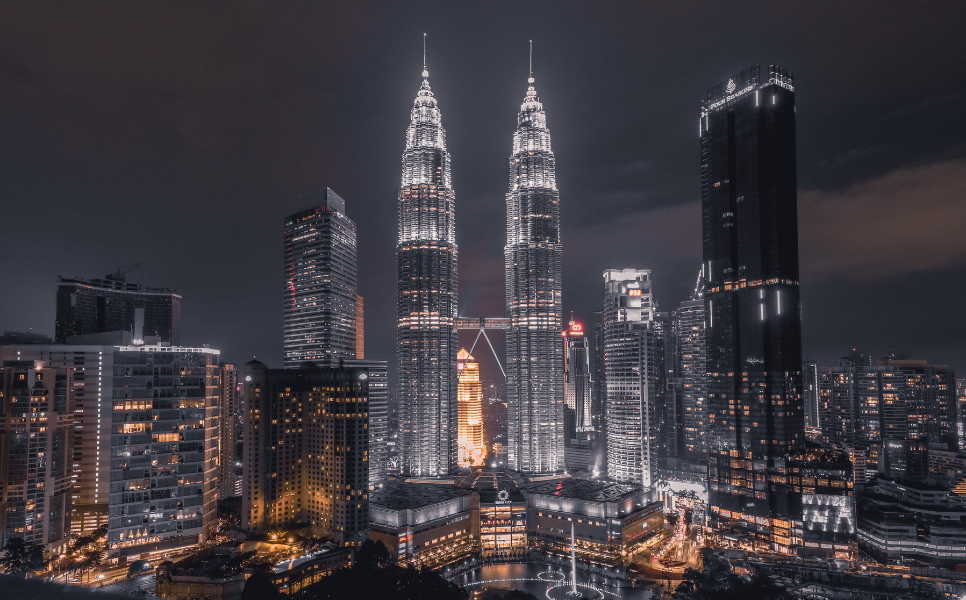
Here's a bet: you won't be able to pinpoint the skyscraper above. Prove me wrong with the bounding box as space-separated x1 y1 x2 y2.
106 343 220 560
396 57 459 478
670 268 709 461
457 349 484 467
55 274 180 344
283 187 358 368
702 65 805 553
242 361 370 546
0 361 73 549
218 362 238 499
603 269 665 488
505 69 564 475
563 318 593 434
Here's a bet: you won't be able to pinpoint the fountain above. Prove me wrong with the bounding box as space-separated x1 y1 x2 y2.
570 521 579 596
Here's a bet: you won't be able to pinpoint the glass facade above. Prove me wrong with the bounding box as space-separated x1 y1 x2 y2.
603 269 666 488
106 345 220 559
55 275 180 345
242 361 371 546
702 65 806 552
283 187 358 368
396 66 459 478
505 74 564 475
457 349 484 467
0 361 73 549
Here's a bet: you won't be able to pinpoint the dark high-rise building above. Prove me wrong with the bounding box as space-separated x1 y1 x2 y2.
505 70 564 475
592 312 606 436
803 362 820 429
242 361 370 547
564 317 593 435
702 65 805 553
283 187 358 368
0 361 73 549
55 274 180 344
355 295 365 360
670 268 709 461
396 61 459 478
218 363 239 499
345 359 388 490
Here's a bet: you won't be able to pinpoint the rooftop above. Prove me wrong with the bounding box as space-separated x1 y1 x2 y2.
370 480 472 511
521 477 643 503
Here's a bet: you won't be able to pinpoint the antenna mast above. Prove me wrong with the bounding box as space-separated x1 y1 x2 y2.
529 40 533 77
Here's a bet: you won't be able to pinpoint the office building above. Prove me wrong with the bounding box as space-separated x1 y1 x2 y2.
242 361 370 546
505 70 565 475
106 343 220 560
670 268 709 461
55 274 180 344
345 358 388 490
457 349 484 468
355 295 365 359
1 334 127 535
702 65 805 552
0 360 73 550
396 60 459 478
858 478 966 567
218 363 238 499
816 356 957 482
283 187 358 368
603 269 665 488
592 312 606 436
563 318 593 434
803 362 820 429
368 481 478 567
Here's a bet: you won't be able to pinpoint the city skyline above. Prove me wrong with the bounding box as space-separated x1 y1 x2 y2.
2 4 965 385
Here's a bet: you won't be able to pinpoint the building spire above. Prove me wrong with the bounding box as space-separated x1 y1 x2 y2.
529 40 533 79
422 33 428 79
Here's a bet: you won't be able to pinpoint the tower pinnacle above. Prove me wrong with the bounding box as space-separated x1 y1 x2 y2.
422 33 428 79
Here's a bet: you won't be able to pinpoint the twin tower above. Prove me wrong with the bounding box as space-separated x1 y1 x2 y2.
396 56 563 477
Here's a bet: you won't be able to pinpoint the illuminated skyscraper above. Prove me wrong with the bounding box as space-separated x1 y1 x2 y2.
670 267 708 460
396 55 459 477
603 269 665 488
457 349 484 467
564 318 593 433
283 187 358 368
702 65 805 553
505 67 564 475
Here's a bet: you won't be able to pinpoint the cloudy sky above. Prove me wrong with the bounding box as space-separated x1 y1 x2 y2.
2 1 964 386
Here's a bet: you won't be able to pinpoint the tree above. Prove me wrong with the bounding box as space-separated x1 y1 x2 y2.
241 571 283 600
354 540 391 571
1 537 44 576
673 550 792 600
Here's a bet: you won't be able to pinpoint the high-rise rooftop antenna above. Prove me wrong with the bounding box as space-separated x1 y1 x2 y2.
529 40 533 78
422 33 428 78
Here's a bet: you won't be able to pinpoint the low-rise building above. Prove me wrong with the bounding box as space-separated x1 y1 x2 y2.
369 481 478 567
858 478 966 566
522 478 663 565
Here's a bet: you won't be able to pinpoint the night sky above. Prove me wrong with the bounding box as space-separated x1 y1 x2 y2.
2 2 965 387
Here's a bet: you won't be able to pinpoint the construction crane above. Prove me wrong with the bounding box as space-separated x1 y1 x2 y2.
106 262 143 282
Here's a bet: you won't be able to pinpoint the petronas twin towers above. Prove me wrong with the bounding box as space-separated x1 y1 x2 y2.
397 47 563 477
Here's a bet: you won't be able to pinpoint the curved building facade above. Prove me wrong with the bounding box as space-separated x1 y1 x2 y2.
396 67 459 477
505 75 564 474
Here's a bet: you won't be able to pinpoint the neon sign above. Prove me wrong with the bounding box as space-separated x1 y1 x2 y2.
627 289 642 297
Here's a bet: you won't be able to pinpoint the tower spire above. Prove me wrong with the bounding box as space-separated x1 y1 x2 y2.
422 33 428 79
529 40 533 78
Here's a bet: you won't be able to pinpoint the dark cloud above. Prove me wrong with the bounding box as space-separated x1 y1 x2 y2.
800 159 966 281
0 0 964 381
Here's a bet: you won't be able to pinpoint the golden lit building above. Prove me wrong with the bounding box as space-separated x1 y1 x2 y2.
457 349 484 467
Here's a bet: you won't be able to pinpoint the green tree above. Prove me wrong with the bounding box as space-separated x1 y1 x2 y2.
241 570 283 600
673 550 792 600
0 537 45 576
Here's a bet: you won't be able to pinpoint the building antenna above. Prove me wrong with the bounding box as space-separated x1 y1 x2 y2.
529 40 533 78
423 33 427 73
